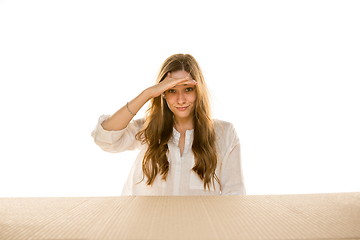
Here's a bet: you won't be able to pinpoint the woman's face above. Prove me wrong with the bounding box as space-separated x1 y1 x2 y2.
164 70 197 122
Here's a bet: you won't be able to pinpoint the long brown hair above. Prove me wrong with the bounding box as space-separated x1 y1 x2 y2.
136 53 220 190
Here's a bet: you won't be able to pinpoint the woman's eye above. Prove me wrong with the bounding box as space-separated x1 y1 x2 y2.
186 87 193 92
168 89 175 93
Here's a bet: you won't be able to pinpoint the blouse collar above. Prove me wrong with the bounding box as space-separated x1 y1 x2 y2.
171 127 194 146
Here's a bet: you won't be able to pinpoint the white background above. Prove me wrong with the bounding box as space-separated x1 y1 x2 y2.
1 0 359 197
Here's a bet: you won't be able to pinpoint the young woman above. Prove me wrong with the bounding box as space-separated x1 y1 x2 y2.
91 53 246 196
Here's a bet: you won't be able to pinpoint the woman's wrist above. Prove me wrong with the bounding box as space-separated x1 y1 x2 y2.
143 87 156 100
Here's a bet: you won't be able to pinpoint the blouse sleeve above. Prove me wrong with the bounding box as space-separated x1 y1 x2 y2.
219 123 246 195
91 114 145 153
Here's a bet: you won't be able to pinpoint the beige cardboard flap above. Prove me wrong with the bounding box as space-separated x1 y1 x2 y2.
1 193 359 240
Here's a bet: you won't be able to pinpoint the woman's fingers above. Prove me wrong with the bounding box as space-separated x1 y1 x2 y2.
174 77 197 86
185 78 198 85
163 76 189 88
172 77 189 85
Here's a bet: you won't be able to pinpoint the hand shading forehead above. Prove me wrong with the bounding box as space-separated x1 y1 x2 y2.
172 84 193 89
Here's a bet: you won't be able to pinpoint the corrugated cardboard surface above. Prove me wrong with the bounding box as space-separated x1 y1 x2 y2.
1 193 359 240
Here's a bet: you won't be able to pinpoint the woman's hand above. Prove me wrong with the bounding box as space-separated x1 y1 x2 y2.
148 72 198 98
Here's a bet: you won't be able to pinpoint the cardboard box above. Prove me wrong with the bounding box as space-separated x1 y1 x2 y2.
1 192 359 239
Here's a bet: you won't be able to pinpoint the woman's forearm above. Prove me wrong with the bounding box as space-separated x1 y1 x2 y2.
101 88 153 131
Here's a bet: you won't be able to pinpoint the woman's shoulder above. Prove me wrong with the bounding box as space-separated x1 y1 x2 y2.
213 119 240 146
213 119 236 131
213 119 238 138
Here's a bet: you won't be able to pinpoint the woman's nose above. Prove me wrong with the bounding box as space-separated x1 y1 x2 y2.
177 92 186 104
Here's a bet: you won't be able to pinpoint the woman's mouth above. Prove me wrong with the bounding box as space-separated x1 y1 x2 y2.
176 106 189 111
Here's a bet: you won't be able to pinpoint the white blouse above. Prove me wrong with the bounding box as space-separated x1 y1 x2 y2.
91 115 246 196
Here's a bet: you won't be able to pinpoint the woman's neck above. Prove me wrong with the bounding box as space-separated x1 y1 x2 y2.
174 116 194 132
